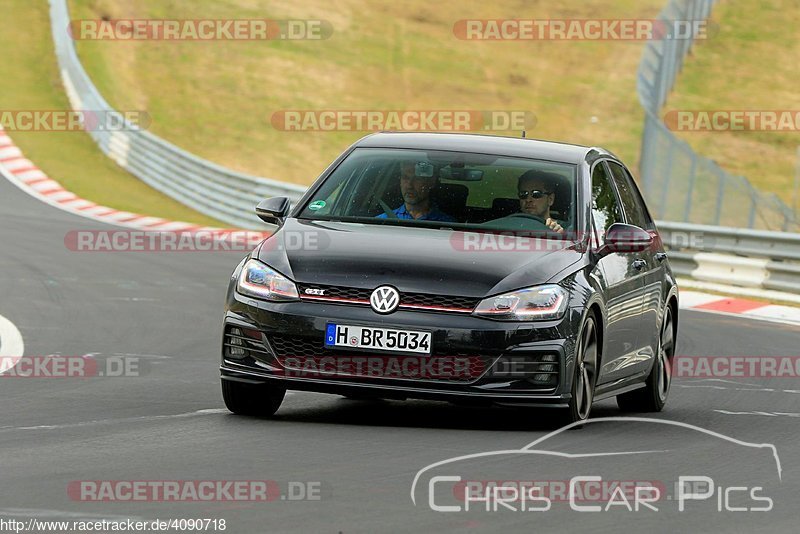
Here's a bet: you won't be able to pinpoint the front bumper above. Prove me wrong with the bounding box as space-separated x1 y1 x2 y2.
220 291 582 407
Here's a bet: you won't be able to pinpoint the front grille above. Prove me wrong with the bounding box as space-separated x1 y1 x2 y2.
400 292 479 311
267 334 485 382
269 334 321 357
298 285 371 302
297 284 480 313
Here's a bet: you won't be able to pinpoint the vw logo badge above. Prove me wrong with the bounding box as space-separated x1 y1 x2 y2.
370 286 400 314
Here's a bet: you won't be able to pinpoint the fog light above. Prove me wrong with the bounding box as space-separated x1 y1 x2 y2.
228 328 246 358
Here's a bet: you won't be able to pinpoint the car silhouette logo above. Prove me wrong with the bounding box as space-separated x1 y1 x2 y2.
370 286 400 313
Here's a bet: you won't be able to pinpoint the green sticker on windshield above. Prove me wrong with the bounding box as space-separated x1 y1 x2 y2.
308 200 326 211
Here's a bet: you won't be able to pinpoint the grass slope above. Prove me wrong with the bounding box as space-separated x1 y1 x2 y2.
68 0 664 186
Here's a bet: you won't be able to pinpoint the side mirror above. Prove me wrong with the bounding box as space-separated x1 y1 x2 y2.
598 223 653 257
255 197 291 225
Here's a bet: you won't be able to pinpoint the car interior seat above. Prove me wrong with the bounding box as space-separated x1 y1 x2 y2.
432 183 469 221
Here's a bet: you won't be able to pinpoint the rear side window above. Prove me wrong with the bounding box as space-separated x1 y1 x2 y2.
590 162 622 242
606 161 653 230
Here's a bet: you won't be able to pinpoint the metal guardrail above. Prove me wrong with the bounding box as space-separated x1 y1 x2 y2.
658 221 800 262
637 0 798 232
658 221 800 293
49 0 306 229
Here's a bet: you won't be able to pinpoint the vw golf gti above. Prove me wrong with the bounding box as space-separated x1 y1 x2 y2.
220 132 678 423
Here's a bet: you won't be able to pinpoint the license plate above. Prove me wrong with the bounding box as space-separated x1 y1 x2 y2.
324 324 431 355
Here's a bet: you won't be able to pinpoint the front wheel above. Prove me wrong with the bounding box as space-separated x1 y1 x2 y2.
559 315 598 425
617 305 675 412
222 379 286 416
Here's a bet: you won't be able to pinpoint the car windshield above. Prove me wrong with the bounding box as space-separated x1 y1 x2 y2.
296 147 578 235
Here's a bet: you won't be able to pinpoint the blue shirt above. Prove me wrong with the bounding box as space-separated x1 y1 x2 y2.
377 204 455 222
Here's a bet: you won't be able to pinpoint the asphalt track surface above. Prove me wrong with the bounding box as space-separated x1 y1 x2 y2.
1 174 799 533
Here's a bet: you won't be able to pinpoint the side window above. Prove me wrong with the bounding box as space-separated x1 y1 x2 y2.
591 162 623 243
607 161 652 230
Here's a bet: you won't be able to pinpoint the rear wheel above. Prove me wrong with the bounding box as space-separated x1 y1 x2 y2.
617 305 675 412
559 315 598 425
222 379 286 416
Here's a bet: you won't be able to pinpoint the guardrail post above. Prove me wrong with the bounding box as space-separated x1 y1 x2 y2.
660 141 676 220
640 113 658 196
674 0 689 73
714 168 725 225
683 153 697 221
793 146 800 219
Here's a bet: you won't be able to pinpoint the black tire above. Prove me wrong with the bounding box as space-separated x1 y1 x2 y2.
617 305 675 412
559 315 599 426
221 379 286 416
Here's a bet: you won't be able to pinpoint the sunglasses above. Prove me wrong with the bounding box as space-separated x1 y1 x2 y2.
518 189 552 200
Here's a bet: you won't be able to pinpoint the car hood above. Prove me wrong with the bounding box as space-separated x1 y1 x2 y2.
256 219 584 297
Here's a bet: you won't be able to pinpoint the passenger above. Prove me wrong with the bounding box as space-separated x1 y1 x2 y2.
377 161 455 222
517 169 565 233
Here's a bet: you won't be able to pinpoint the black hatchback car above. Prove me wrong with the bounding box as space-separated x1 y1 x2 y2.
220 132 678 423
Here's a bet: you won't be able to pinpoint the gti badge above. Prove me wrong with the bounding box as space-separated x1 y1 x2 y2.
304 288 326 296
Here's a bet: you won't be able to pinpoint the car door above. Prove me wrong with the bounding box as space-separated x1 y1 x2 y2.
589 161 647 386
606 160 664 367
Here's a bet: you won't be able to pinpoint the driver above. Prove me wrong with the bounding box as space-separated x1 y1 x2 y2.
377 161 455 222
517 169 565 233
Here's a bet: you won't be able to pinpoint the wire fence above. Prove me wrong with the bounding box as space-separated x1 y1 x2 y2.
637 0 799 232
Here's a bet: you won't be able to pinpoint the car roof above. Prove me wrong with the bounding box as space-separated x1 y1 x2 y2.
354 132 613 164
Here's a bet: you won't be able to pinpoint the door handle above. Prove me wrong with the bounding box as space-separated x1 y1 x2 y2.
655 252 667 262
633 259 647 271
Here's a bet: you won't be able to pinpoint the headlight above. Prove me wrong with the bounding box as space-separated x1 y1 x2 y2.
236 259 299 301
473 284 568 321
